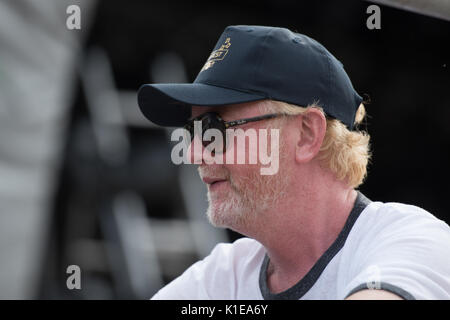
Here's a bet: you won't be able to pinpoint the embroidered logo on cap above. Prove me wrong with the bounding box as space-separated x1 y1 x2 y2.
200 37 231 72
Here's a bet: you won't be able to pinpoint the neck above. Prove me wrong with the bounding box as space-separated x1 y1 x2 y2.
244 167 358 293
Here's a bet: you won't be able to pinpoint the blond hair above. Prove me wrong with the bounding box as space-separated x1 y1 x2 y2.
261 100 371 188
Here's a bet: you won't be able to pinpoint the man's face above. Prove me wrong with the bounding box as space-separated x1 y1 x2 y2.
189 101 293 233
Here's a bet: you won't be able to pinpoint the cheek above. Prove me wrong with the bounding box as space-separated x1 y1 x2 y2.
224 162 260 187
224 129 264 164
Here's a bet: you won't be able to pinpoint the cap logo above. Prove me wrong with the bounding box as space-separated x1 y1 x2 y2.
200 37 231 72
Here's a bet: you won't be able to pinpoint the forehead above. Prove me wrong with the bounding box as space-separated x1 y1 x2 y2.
191 100 265 120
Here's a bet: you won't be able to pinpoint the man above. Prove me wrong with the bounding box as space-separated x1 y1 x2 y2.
137 25 450 299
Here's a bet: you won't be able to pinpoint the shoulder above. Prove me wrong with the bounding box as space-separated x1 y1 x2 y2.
355 200 449 239
202 237 265 279
350 199 450 259
346 200 450 258
342 199 450 299
211 237 264 256
151 237 264 299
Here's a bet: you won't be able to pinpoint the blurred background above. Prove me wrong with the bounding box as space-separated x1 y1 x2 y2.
0 0 448 299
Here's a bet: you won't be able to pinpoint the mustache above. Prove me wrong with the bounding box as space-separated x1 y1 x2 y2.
198 165 230 181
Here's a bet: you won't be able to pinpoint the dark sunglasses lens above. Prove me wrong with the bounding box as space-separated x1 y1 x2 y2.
184 113 227 152
202 115 226 152
183 121 195 147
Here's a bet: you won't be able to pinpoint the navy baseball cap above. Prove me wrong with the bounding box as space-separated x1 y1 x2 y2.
138 25 363 129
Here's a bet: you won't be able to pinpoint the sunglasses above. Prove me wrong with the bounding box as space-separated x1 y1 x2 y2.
183 111 285 152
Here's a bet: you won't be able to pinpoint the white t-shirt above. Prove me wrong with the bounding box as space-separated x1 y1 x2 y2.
152 192 450 300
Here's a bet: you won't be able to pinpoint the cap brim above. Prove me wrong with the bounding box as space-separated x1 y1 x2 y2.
137 83 266 127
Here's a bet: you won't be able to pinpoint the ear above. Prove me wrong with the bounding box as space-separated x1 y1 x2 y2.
294 109 327 164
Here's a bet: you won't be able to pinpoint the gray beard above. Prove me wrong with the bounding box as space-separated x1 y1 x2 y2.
205 165 291 231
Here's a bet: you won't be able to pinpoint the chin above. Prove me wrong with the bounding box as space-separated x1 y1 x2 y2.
206 202 235 228
206 196 253 233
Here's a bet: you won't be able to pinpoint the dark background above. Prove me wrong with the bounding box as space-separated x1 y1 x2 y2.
35 0 450 299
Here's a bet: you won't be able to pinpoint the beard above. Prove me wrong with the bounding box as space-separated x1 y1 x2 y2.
197 137 291 232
